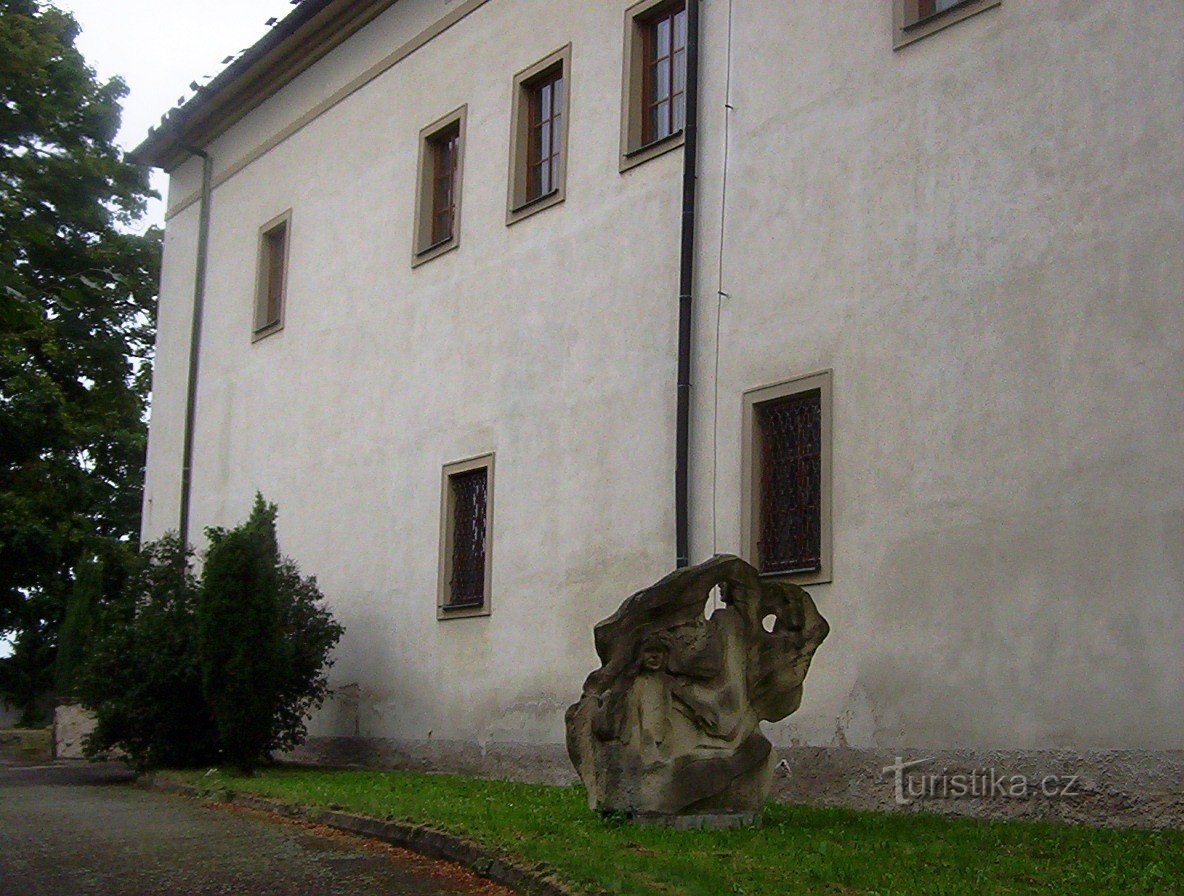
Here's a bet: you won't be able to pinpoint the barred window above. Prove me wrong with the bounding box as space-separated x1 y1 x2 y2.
447 468 487 608
756 391 822 574
438 454 494 618
743 372 832 584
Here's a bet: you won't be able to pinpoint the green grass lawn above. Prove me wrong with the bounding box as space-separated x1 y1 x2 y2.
164 767 1183 896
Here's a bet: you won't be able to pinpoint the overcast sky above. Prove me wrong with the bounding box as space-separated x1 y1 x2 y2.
57 0 298 227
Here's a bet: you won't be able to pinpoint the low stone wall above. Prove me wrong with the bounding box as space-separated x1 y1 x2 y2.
53 703 97 760
285 737 1184 829
0 699 20 729
771 746 1184 830
285 737 577 787
0 727 53 763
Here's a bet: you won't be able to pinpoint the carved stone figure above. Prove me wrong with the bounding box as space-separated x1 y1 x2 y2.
565 555 829 825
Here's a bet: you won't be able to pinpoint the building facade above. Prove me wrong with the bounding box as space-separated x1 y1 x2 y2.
136 0 1183 823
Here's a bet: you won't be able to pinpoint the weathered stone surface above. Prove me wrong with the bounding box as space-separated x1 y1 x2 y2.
53 702 97 760
565 555 829 821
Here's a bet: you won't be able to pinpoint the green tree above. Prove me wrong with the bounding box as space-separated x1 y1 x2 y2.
74 535 220 770
54 539 134 699
0 0 161 722
198 497 284 774
76 513 344 772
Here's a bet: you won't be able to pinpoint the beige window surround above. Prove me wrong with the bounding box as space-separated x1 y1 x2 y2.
619 0 686 173
412 105 467 268
507 44 572 226
740 370 834 586
437 452 494 620
252 208 291 342
893 0 1001 49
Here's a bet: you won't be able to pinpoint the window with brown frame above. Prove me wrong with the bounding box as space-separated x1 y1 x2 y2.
413 107 466 266
507 46 571 224
527 73 563 199
438 454 494 618
895 0 1000 48
429 126 459 245
253 211 290 338
755 391 823 575
742 371 833 585
620 0 687 171
641 3 686 146
447 467 487 606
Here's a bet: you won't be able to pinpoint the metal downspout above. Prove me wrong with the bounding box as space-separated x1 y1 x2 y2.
675 0 701 568
178 148 213 549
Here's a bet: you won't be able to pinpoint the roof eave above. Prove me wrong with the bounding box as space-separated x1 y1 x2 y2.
131 0 398 171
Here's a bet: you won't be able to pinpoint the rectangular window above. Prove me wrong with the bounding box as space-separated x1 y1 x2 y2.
742 372 833 584
895 0 1001 48
507 46 571 224
756 392 822 574
527 71 563 199
642 4 686 145
919 0 964 16
413 106 466 266
253 210 290 339
620 0 687 172
438 454 494 619
430 125 460 246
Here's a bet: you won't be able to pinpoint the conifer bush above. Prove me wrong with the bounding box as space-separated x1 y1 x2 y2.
76 535 219 769
76 497 343 772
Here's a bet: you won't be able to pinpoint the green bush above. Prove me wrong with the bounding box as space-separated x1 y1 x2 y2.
75 535 219 769
76 498 343 772
198 495 343 773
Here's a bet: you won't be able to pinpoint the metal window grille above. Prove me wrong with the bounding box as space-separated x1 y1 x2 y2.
756 390 822 574
448 467 487 607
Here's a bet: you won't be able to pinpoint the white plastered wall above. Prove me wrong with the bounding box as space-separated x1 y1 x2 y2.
143 0 1184 753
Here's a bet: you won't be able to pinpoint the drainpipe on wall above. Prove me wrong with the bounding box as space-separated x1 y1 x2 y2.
675 0 701 569
178 147 214 550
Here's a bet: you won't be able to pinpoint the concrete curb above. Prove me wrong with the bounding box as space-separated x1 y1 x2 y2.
140 777 580 896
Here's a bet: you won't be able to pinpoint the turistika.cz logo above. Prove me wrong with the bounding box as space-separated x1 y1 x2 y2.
881 757 1082 806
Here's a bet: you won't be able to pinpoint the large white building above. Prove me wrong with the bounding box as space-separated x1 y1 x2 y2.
134 0 1183 823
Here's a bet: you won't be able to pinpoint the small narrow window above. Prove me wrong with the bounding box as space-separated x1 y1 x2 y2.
438 454 494 618
755 392 823 574
508 46 571 224
917 0 964 19
527 71 563 201
742 372 833 585
414 107 466 266
895 0 1001 48
641 4 686 145
620 0 688 171
429 125 460 246
254 211 290 339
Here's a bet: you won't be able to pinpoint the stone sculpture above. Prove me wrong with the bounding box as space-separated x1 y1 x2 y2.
565 554 829 826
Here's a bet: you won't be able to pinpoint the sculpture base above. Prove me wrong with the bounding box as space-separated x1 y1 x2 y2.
633 812 761 830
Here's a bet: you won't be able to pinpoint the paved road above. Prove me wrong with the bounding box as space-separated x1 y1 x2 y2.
0 761 512 896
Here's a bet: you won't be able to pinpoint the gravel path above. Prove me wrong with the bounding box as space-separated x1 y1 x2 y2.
0 761 515 896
